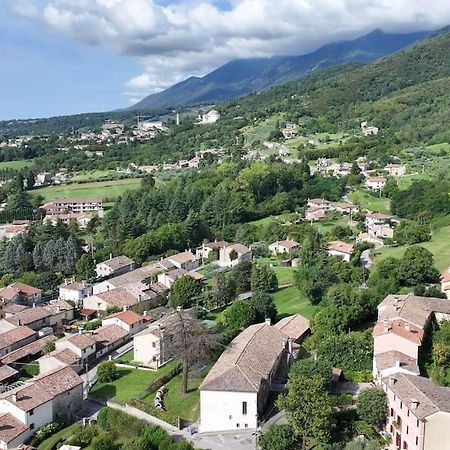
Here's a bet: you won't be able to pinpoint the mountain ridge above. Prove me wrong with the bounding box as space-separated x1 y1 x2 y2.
129 29 431 111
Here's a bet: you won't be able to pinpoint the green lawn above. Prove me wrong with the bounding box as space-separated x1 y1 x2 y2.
89 360 180 404
37 424 79 450
396 173 433 190
152 372 203 422
348 189 390 214
31 178 141 202
273 286 318 320
118 349 134 363
274 267 295 285
313 216 357 235
0 159 32 170
373 225 450 271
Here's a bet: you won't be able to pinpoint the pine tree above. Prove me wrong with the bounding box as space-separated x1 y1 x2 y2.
33 242 44 271
63 236 80 274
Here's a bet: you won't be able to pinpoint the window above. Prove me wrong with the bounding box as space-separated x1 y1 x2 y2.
407 410 410 417
236 423 240 428
242 402 247 415
30 424 34 430
417 419 419 427
406 426 409 434
390 408 394 417
229 415 232 420
29 409 34 416
400 401 403 409
152 342 156 348
244 424 248 428
416 437 418 446
403 442 408 450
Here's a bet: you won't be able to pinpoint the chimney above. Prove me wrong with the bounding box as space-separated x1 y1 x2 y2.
405 322 410 331
265 318 271 326
411 399 419 410
176 306 182 312
138 294 142 302
32 302 36 308
143 310 147 317
389 376 397 386
109 253 112 260
18 319 21 326
12 393 17 403
395 360 401 368
123 305 127 312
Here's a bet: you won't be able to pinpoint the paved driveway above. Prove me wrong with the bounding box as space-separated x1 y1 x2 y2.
188 431 257 450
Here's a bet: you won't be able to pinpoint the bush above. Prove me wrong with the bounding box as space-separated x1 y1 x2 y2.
91 433 120 450
97 361 119 383
32 420 66 445
142 425 169 448
258 424 297 450
68 424 99 447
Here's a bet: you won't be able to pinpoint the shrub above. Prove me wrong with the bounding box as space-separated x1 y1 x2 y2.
142 425 169 448
258 424 297 450
91 433 120 450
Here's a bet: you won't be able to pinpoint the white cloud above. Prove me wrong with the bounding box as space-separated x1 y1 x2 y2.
10 0 38 18
11 0 450 102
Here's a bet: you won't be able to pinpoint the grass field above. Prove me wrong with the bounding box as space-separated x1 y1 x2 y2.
0 159 32 169
348 189 390 214
149 372 203 421
248 212 299 226
373 225 450 272
273 286 318 320
71 169 118 182
32 178 141 202
313 215 357 235
396 173 434 190
90 360 179 404
242 115 283 145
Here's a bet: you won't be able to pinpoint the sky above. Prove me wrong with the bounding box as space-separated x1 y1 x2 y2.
1 0 450 120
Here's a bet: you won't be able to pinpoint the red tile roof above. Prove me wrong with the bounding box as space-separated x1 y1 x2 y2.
106 310 143 326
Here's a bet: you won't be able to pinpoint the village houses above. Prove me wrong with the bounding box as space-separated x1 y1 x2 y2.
59 280 93 306
0 366 83 449
440 266 450 299
95 255 136 279
365 176 387 190
326 240 354 262
218 243 252 268
384 163 406 177
0 283 42 308
199 315 309 433
372 294 450 450
268 240 299 256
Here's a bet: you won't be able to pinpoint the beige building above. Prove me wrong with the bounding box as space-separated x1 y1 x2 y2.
326 240 354 263
218 243 252 268
268 240 299 256
95 255 136 279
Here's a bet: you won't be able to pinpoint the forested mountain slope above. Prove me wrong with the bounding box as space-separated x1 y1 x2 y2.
129 29 428 110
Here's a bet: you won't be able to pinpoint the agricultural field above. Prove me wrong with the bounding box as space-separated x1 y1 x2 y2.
0 159 33 169
31 178 141 202
284 132 350 153
373 225 450 272
242 115 283 145
70 169 118 182
348 189 390 214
